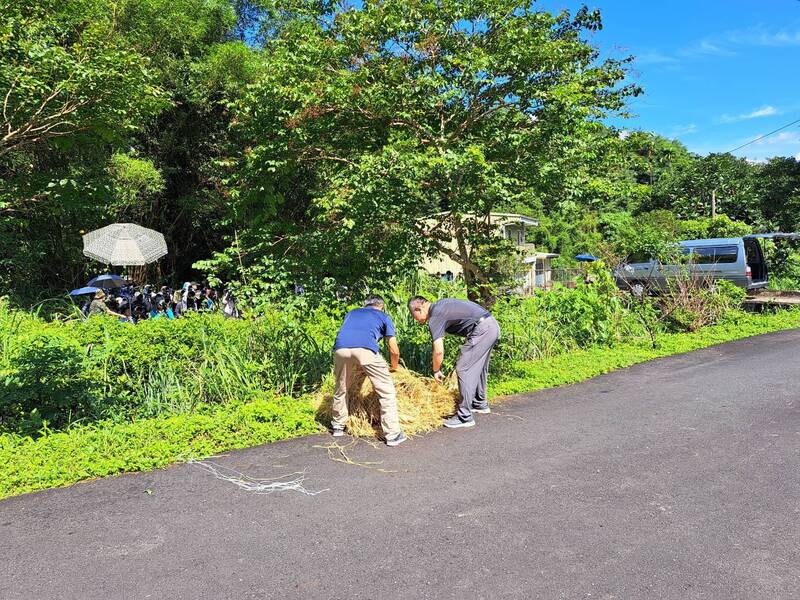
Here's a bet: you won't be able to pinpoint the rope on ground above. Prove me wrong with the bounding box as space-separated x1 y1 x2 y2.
313 439 397 473
188 458 328 496
489 409 526 421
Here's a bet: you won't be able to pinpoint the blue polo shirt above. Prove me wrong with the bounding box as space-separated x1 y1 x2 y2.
333 307 396 353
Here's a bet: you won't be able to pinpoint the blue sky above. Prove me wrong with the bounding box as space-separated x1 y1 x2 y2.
540 0 800 161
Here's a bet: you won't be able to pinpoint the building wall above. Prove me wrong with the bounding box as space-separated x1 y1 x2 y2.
419 215 537 278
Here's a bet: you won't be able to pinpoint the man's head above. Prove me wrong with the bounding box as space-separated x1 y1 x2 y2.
363 294 385 311
407 296 430 323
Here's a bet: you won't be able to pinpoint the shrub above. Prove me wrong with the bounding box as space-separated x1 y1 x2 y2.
0 266 750 438
0 327 103 434
661 277 747 333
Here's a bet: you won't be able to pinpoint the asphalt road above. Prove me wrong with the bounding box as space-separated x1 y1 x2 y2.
2 330 800 599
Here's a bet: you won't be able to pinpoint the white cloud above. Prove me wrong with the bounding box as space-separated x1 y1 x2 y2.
725 131 800 161
678 40 737 58
669 123 698 137
635 51 679 65
618 130 631 140
723 26 800 47
719 105 779 123
752 131 800 146
671 26 800 63
748 106 779 118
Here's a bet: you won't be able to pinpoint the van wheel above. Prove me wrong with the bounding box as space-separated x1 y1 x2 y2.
631 283 644 298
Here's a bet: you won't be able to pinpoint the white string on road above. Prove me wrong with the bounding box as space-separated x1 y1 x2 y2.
189 458 328 496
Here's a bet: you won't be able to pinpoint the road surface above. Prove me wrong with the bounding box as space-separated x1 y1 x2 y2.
2 329 799 599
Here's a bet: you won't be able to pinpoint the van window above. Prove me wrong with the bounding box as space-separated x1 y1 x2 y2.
627 251 651 264
693 245 739 264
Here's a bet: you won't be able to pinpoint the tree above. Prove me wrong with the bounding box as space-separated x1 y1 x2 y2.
0 0 163 157
211 0 639 305
647 152 762 225
758 157 800 233
0 0 253 299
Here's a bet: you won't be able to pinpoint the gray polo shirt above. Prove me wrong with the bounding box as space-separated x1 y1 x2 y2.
427 298 490 340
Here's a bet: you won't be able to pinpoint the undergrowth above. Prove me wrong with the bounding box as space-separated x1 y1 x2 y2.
2 308 797 500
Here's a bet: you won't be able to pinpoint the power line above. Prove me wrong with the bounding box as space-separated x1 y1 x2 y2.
726 116 800 154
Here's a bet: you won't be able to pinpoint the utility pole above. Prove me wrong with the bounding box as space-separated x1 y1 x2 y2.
711 188 716 219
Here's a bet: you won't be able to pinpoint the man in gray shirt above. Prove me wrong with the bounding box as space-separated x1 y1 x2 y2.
407 296 501 428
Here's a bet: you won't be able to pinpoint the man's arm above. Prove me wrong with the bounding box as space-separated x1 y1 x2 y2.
431 337 445 383
385 336 400 371
101 303 126 319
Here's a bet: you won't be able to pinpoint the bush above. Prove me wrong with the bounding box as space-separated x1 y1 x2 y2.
531 263 628 348
661 277 747 333
0 267 748 438
0 328 103 434
0 396 320 499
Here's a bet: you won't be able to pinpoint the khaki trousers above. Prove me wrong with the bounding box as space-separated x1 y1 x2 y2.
332 347 400 437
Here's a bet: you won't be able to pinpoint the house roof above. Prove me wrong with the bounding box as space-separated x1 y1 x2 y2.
523 252 559 263
489 212 539 226
425 212 539 226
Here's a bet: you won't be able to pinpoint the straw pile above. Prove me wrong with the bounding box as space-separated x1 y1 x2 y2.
313 366 459 438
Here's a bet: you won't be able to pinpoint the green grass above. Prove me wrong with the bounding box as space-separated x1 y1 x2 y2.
0 396 320 499
491 309 800 397
1 308 798 501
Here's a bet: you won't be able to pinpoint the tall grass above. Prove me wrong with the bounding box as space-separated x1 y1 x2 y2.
0 268 722 438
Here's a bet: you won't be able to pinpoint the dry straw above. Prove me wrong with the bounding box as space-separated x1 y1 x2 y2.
313 366 459 438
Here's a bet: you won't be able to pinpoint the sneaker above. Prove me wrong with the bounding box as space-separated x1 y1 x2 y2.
471 404 491 414
443 415 476 429
385 431 408 447
332 426 346 437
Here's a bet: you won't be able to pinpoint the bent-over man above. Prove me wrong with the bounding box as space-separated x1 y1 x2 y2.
332 294 407 446
408 296 500 429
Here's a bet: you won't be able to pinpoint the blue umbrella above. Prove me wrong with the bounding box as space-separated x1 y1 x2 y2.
575 253 599 262
69 286 101 297
86 274 128 289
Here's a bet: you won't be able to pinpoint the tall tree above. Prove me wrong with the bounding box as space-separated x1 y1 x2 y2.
758 157 800 233
209 0 639 304
0 0 163 157
0 0 255 298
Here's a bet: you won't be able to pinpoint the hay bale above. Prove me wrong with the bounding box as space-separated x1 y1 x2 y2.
313 366 459 438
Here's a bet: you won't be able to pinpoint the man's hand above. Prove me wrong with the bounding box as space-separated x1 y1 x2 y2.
433 369 444 384
386 336 400 372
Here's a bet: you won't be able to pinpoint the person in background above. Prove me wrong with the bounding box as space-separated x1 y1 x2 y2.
131 292 148 323
331 294 406 447
149 295 174 319
202 287 217 311
185 289 198 312
88 290 127 320
142 285 153 313
221 290 240 318
407 296 501 429
174 292 186 317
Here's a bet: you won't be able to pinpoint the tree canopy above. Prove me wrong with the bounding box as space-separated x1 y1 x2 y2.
1 0 799 305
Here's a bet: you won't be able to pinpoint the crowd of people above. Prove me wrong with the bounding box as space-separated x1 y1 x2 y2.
83 282 240 322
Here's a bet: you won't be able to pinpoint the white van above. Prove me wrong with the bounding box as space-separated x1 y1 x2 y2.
615 236 773 291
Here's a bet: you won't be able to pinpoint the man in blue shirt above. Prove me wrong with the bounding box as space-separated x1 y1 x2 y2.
332 294 406 446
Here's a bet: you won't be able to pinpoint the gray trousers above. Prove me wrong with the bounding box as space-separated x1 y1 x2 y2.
455 316 500 421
